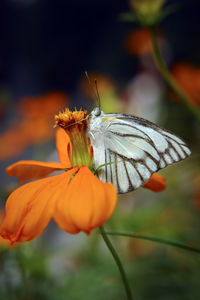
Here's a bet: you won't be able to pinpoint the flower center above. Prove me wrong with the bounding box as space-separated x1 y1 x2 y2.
55 108 93 168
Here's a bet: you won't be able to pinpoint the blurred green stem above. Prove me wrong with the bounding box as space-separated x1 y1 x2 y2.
99 226 133 300
106 231 200 254
15 247 28 294
149 26 200 124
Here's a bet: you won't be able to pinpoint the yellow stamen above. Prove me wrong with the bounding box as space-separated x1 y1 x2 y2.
55 109 92 168
54 108 88 129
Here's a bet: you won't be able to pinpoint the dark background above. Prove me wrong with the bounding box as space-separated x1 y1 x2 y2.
0 0 200 100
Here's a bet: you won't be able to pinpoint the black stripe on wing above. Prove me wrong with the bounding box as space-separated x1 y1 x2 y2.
107 117 191 166
107 112 190 150
105 129 191 194
95 113 191 194
108 150 157 194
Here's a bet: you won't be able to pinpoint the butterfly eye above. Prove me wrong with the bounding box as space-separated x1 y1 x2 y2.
93 107 101 117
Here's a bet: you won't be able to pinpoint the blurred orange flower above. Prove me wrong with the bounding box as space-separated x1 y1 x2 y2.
0 92 69 161
125 28 163 56
171 63 200 107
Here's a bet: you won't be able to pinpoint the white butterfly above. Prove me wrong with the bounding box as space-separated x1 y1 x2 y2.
87 107 191 194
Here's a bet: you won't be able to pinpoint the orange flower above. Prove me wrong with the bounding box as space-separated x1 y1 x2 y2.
0 210 11 248
0 109 117 244
0 108 165 245
143 173 166 192
171 63 200 107
0 92 69 161
125 28 164 56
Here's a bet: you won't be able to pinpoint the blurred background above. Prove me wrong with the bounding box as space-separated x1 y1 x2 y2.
0 0 200 299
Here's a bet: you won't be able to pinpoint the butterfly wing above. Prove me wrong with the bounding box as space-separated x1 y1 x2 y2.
88 112 191 194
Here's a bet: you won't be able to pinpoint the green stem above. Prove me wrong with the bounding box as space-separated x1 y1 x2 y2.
106 231 200 254
99 226 133 300
14 247 28 298
149 26 200 124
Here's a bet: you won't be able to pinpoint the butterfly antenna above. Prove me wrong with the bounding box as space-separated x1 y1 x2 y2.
85 71 101 109
94 79 101 110
64 115 89 129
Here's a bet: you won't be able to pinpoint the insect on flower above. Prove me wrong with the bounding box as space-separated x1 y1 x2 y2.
86 77 191 194
0 78 190 245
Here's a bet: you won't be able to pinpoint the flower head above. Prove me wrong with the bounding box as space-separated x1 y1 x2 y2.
129 0 166 26
125 28 164 57
130 0 166 17
0 109 116 244
54 108 92 167
171 63 200 107
0 108 166 245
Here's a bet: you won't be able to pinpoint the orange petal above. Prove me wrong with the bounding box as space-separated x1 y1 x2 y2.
54 166 117 234
0 171 77 244
143 174 166 192
56 128 72 167
6 160 66 184
0 211 11 248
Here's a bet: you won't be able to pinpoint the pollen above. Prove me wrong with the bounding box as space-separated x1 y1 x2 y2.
54 108 88 129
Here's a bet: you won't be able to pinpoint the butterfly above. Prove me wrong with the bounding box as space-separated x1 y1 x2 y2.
87 107 191 194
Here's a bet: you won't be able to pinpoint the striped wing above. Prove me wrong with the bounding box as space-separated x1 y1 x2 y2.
90 113 191 194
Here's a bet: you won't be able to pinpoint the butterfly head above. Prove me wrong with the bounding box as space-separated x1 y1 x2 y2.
91 107 102 118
